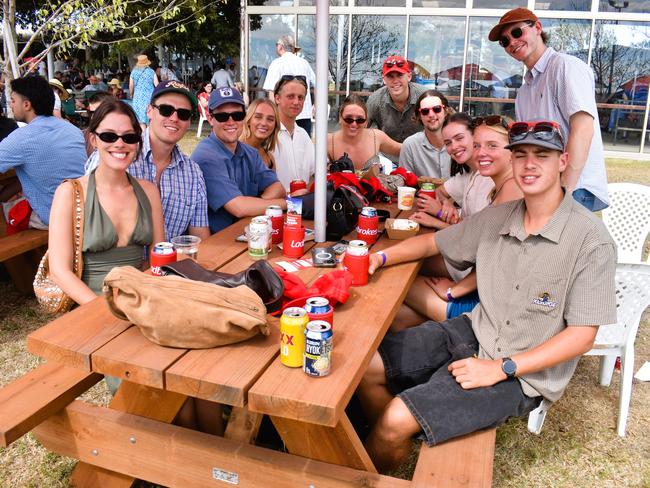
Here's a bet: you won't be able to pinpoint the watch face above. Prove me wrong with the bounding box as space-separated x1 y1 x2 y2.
502 359 517 376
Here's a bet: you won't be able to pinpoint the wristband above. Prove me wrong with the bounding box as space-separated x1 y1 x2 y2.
436 210 443 218
377 251 387 267
446 287 454 301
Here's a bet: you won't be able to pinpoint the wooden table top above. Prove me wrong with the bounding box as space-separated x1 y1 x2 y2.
28 204 423 427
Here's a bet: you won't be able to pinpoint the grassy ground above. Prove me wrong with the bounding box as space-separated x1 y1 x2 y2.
1 150 649 487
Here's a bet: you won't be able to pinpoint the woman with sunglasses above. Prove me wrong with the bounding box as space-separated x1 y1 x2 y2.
327 95 401 172
48 100 165 305
240 98 281 169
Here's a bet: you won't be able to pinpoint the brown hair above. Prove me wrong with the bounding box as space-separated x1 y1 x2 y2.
88 100 143 159
442 112 474 176
338 94 368 119
413 89 452 124
240 98 281 153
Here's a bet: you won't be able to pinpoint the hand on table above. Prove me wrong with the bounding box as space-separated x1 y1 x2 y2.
410 211 446 229
416 194 442 214
448 357 505 389
424 276 455 301
368 252 384 275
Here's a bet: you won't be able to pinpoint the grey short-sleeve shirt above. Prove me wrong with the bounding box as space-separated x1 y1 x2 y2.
399 131 451 179
367 82 428 143
435 191 617 401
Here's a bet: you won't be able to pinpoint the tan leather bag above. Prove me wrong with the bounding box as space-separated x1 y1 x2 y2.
103 266 269 349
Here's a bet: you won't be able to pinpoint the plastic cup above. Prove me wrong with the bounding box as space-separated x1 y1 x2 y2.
397 186 416 210
171 235 201 261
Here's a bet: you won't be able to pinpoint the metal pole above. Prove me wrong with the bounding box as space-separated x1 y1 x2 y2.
47 48 54 79
314 0 329 242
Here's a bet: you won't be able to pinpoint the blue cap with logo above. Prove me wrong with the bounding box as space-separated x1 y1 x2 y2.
208 87 245 111
151 80 198 110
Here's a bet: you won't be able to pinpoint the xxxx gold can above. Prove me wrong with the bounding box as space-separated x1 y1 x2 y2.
280 307 309 367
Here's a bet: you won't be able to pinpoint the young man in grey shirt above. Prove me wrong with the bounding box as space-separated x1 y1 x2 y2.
489 8 609 211
358 120 616 473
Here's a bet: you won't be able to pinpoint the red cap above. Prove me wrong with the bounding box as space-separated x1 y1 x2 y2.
488 8 539 42
382 56 410 76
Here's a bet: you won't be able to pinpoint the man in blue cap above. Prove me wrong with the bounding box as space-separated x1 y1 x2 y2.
191 87 286 234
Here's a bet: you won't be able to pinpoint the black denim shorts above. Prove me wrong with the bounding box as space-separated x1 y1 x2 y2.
378 315 541 446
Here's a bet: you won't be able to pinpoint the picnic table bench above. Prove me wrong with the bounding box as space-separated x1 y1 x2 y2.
0 203 497 487
0 170 48 293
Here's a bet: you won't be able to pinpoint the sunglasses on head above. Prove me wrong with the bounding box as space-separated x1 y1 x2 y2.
210 110 246 123
474 115 509 130
499 22 534 48
419 105 443 116
385 60 406 68
343 116 366 125
152 103 192 121
508 121 564 145
277 74 308 89
94 131 140 145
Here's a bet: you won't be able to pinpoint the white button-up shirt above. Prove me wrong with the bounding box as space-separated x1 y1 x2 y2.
272 122 315 190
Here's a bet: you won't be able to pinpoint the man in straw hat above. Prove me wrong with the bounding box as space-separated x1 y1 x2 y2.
48 78 71 119
489 8 608 212
358 120 616 473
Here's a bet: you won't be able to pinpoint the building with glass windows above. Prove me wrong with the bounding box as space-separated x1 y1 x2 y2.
243 1 650 158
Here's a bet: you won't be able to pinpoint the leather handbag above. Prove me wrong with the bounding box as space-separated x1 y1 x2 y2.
33 179 84 314
103 266 270 349
161 259 285 313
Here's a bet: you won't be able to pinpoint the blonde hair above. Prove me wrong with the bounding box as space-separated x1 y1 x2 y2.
240 98 281 153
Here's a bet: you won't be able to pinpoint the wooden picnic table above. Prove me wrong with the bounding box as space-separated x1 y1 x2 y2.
13 203 435 487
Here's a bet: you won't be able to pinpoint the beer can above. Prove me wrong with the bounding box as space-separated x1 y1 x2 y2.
419 182 436 200
344 240 369 286
303 320 333 377
347 240 369 256
305 297 334 327
290 179 307 193
150 242 177 276
282 224 305 258
357 208 379 245
248 216 270 260
280 307 309 368
361 207 378 218
265 205 284 245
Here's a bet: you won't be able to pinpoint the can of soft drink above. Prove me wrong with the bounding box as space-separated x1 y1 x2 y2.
290 180 307 193
305 297 334 327
303 320 333 377
357 206 379 245
419 182 436 200
265 205 284 245
150 242 177 276
344 240 369 286
280 307 309 368
283 224 305 258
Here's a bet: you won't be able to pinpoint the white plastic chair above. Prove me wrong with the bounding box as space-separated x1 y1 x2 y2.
196 111 208 138
601 183 650 264
528 263 650 437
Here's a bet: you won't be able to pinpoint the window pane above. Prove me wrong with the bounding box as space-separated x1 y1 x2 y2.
413 0 463 5
543 18 591 62
356 0 405 6
349 15 407 92
473 0 525 8
599 0 650 14
463 17 522 118
248 0 294 6
408 16 466 111
248 14 295 98
592 21 650 152
298 14 349 93
535 0 590 10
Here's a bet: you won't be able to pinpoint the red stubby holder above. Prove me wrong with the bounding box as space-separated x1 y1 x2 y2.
282 225 305 258
343 252 369 286
356 213 379 245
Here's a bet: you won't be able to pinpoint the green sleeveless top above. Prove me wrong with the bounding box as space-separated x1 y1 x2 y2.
81 169 154 294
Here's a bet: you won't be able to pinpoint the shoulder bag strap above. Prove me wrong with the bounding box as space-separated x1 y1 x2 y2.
66 179 85 278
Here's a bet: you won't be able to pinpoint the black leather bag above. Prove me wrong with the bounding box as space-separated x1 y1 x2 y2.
161 259 285 313
328 152 354 173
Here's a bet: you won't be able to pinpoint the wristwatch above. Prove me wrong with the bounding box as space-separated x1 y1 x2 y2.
501 357 517 378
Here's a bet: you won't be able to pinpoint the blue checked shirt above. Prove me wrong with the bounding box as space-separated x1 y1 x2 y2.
85 128 208 240
0 116 86 224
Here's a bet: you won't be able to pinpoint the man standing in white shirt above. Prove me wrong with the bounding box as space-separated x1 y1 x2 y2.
272 76 314 193
264 35 316 136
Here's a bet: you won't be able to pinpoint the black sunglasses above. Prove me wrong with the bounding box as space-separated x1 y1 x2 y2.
94 131 140 144
151 103 192 121
343 116 366 125
385 60 406 68
419 106 443 116
474 115 509 130
211 110 246 123
499 22 534 48
509 121 564 145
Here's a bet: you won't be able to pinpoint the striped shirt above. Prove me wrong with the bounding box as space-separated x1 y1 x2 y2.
436 190 617 402
85 128 208 240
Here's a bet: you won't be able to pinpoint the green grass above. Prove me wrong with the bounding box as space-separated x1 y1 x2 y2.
1 154 649 487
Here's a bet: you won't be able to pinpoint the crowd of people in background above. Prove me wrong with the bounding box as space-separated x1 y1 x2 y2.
0 7 617 475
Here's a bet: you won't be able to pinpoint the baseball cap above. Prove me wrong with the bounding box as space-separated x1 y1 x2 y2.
382 56 410 76
208 87 245 111
151 80 198 110
505 121 564 152
488 8 539 42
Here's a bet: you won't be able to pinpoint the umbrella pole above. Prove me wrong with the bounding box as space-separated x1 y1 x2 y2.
314 0 329 243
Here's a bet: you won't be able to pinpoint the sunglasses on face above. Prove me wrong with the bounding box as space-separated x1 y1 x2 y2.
211 110 246 123
343 116 367 125
499 22 534 48
94 131 140 145
419 105 443 116
151 103 192 121
474 115 509 130
508 121 564 145
385 60 406 68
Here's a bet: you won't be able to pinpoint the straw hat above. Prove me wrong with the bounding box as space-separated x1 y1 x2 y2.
136 54 151 67
108 78 122 87
48 79 71 101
